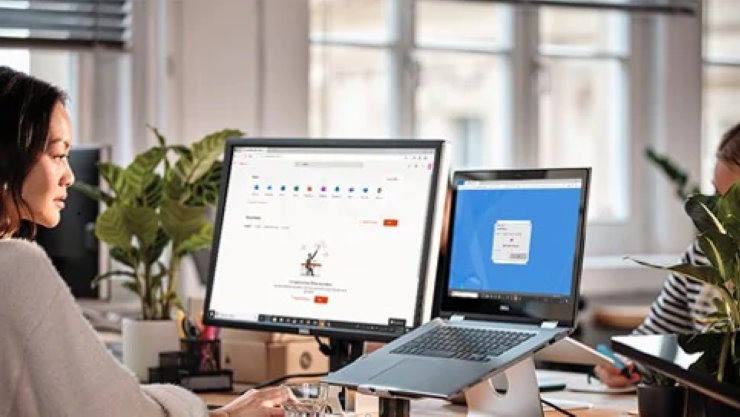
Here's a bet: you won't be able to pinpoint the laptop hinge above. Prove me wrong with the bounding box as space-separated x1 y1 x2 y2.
450 315 465 322
541 321 558 329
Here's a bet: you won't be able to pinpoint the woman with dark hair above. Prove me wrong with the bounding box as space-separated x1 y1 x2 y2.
595 122 740 388
0 66 288 416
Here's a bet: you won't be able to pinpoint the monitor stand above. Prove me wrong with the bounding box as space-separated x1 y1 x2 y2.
464 355 543 417
326 338 364 371
367 355 543 417
323 338 365 412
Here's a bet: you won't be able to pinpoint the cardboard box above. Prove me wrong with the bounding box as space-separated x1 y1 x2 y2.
188 297 328 383
221 338 328 384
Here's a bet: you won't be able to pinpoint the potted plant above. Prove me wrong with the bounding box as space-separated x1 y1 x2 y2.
75 127 242 380
635 367 685 417
628 182 740 414
629 182 740 335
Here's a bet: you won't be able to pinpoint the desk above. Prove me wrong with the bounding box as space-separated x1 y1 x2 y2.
198 370 637 416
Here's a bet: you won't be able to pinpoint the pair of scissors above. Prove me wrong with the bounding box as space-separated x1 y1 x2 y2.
181 316 201 339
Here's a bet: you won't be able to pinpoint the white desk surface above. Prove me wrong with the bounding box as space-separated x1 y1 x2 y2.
199 370 638 417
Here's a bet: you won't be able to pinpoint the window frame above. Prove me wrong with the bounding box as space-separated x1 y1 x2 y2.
309 1 675 256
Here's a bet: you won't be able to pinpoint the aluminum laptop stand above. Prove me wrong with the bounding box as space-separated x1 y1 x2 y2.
332 353 544 417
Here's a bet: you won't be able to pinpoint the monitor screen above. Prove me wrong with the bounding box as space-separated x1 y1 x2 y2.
36 146 107 299
437 168 590 326
449 177 582 298
203 139 446 342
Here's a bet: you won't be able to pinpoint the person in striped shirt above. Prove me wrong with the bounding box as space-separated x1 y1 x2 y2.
596 122 740 388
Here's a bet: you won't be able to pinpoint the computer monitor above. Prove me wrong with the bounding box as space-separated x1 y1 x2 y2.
36 146 109 299
613 332 740 415
203 138 447 370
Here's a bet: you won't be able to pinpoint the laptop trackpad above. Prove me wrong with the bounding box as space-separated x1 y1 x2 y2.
369 359 453 393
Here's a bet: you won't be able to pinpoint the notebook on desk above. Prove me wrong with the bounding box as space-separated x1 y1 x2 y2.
324 168 591 399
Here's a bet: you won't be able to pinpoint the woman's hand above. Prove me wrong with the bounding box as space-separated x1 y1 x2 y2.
210 386 291 417
593 362 641 388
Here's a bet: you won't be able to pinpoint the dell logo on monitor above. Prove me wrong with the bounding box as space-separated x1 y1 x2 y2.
499 305 510 312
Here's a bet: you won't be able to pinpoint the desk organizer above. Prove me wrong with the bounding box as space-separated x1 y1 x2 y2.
148 338 233 392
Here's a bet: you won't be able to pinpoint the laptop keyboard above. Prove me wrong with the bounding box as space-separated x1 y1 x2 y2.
391 326 536 362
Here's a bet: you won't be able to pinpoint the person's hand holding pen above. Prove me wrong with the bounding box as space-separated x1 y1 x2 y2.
593 344 641 388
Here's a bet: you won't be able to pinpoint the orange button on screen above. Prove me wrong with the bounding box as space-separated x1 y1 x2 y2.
383 219 398 227
314 296 329 304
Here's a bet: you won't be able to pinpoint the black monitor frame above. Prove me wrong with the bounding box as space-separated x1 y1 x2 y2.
203 138 446 347
613 333 740 412
36 145 110 300
435 168 591 328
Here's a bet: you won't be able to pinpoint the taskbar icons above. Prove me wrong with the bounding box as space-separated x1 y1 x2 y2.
257 314 406 334
449 291 570 304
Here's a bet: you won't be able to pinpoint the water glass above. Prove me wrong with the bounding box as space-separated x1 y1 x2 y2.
282 382 330 417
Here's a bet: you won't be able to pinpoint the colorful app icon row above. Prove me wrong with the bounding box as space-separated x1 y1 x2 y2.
253 185 383 194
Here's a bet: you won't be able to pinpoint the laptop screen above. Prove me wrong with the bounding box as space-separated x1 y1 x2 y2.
437 168 590 326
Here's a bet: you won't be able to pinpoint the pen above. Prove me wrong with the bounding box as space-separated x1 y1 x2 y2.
596 344 634 378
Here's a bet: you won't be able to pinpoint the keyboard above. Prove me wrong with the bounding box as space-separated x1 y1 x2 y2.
391 326 535 362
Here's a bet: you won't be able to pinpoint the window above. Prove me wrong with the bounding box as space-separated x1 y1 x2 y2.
0 49 79 134
415 1 511 170
538 7 629 221
310 0 390 137
703 0 740 191
310 1 635 254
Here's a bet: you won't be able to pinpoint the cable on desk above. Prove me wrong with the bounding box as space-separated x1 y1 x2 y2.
540 397 576 417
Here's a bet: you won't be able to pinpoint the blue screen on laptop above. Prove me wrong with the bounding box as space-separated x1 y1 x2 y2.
448 179 582 297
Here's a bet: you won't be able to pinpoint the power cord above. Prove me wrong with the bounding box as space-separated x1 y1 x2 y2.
540 397 576 417
315 335 333 356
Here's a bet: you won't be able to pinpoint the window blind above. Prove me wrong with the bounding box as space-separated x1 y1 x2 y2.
0 0 130 50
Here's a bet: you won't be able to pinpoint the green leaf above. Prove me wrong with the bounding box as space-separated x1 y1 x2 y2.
173 129 242 185
140 174 163 208
163 169 187 201
174 223 213 256
123 206 158 246
685 194 723 235
160 197 208 244
149 125 167 148
645 147 700 200
717 183 740 240
168 145 192 159
95 205 132 249
71 181 114 205
91 270 135 288
110 246 137 268
99 163 131 199
140 229 169 265
126 147 166 195
698 230 738 281
186 161 222 206
627 258 725 287
713 298 729 316
122 280 140 295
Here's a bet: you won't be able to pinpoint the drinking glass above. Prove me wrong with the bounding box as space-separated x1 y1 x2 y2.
281 382 330 417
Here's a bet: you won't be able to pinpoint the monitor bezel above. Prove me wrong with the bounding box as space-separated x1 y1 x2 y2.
613 333 740 410
436 168 590 328
203 138 446 342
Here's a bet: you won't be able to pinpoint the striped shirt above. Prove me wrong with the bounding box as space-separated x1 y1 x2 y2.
633 240 719 335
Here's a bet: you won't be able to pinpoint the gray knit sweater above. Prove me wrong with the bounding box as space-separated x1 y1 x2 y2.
0 238 207 417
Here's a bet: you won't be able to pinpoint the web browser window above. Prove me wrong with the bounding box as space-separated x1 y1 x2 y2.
208 146 438 332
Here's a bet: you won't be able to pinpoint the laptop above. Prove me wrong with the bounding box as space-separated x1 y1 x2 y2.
323 168 590 400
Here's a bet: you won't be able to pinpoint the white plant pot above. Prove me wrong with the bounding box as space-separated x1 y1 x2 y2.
122 318 180 382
